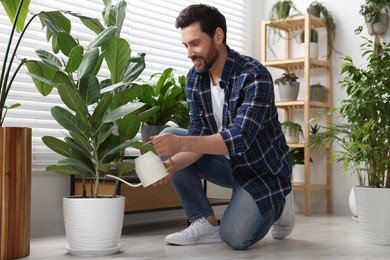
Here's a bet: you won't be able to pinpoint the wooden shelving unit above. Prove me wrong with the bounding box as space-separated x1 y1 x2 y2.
261 14 333 216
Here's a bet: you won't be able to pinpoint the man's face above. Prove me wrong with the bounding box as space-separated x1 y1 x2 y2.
181 22 218 73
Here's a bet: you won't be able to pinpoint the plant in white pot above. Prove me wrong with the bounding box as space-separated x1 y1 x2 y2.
25 0 147 256
275 73 300 101
0 1 73 258
355 0 390 38
290 148 313 183
281 120 302 144
310 37 390 245
299 29 319 59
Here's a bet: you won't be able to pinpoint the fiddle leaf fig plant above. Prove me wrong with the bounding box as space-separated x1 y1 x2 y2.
0 0 71 125
25 0 147 197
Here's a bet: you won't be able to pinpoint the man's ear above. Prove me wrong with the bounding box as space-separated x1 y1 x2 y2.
214 27 225 43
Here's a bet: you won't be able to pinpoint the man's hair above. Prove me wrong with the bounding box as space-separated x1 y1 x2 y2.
175 4 227 44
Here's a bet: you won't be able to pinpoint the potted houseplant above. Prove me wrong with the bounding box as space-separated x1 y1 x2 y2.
281 120 302 144
355 0 390 37
267 0 301 59
306 1 336 59
0 1 71 258
299 29 319 59
290 148 313 182
310 37 390 245
25 0 147 255
310 83 327 102
136 67 189 142
275 73 300 101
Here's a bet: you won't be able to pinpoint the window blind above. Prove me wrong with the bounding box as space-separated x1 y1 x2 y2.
0 0 252 172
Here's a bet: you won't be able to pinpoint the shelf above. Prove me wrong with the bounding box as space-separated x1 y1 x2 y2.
292 183 331 191
263 15 325 31
262 14 333 216
276 100 330 109
264 58 330 70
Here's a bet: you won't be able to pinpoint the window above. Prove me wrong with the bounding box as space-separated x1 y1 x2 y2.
0 0 252 172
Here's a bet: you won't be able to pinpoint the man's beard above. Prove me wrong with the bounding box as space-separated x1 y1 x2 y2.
193 43 218 73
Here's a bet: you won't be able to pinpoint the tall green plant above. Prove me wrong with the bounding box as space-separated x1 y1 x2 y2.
311 37 390 188
0 0 71 125
25 0 147 197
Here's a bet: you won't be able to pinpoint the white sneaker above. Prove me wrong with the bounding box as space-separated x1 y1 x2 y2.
165 218 222 245
272 192 295 240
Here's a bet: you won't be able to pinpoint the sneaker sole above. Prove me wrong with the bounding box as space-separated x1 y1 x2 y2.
165 236 223 245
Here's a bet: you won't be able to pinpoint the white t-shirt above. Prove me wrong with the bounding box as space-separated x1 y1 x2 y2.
210 80 224 132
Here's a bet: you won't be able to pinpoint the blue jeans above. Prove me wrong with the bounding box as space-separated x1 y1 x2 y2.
160 127 284 250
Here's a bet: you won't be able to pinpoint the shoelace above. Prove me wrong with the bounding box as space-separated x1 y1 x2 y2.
180 218 207 233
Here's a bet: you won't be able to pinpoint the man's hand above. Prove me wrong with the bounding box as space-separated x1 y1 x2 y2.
150 133 183 157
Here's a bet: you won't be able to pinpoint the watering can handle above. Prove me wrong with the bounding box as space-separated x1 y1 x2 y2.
141 140 174 172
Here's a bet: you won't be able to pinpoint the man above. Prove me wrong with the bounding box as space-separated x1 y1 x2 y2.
150 4 294 250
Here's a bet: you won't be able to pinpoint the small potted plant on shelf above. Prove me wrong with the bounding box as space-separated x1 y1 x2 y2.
290 148 313 182
355 0 390 37
310 37 390 245
281 120 302 144
299 29 319 59
25 0 148 256
306 1 336 59
274 73 300 101
310 83 327 102
136 67 189 142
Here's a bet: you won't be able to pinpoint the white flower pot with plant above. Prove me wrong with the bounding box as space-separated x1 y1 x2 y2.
281 120 302 144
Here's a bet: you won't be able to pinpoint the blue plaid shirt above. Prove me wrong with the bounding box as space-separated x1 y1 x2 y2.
186 47 292 213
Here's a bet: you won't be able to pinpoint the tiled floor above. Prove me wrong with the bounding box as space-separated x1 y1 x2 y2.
26 214 388 259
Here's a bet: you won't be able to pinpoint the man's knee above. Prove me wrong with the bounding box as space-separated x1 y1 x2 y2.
220 225 251 250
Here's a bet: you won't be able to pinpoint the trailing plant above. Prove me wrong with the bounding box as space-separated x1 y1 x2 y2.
267 0 301 59
0 0 71 126
306 1 336 59
310 37 390 188
274 73 298 86
25 0 147 197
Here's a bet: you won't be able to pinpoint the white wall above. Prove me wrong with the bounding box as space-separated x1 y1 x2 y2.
30 0 390 237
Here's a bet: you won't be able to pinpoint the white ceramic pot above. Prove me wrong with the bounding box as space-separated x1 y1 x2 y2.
299 42 319 59
354 186 390 245
292 164 305 183
63 196 125 256
348 187 358 219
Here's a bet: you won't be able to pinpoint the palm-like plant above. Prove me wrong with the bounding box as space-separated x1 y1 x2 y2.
25 0 147 197
0 0 71 125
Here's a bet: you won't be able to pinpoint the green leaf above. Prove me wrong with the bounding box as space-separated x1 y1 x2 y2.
103 102 145 123
42 136 72 157
64 136 92 160
38 11 71 40
77 47 99 79
87 26 117 50
79 75 100 105
112 85 143 107
25 60 56 96
100 82 127 94
122 53 146 84
69 132 93 154
51 106 87 134
116 161 135 176
65 45 84 73
1 0 31 33
65 11 105 34
58 158 93 173
103 37 131 84
96 126 115 149
114 0 127 36
117 113 140 140
57 32 78 56
35 49 62 69
138 106 160 122
46 165 80 175
91 94 112 123
57 84 89 117
106 139 136 157
91 52 105 76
